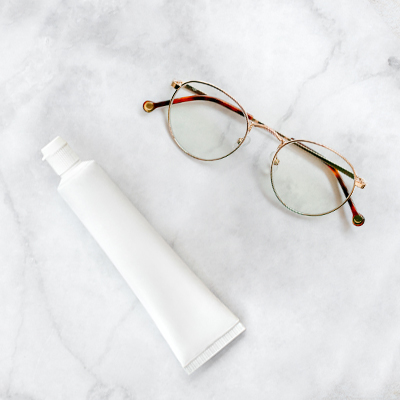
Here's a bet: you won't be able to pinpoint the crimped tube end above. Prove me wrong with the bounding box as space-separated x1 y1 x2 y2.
183 322 245 375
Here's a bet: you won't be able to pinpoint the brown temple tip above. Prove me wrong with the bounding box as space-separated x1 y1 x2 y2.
352 214 365 227
143 101 155 113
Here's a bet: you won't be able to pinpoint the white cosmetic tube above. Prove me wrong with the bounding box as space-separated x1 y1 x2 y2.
41 137 245 374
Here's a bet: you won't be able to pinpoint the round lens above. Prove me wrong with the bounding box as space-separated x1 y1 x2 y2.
271 140 355 216
168 81 248 160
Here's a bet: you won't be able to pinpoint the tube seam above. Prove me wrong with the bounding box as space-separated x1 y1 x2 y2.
184 322 245 375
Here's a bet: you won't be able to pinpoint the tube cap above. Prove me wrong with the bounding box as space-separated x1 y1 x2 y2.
41 136 80 176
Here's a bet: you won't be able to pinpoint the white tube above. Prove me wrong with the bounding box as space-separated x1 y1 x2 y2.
41 137 245 374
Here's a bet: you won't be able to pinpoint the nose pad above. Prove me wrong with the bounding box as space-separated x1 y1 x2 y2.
237 136 251 146
270 151 279 166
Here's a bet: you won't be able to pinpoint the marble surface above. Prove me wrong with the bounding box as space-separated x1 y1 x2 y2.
369 0 400 37
1 0 400 399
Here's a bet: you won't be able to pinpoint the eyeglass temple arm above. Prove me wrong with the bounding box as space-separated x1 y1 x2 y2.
292 141 353 179
291 141 365 226
143 85 365 226
327 165 364 226
143 95 256 119
143 83 259 120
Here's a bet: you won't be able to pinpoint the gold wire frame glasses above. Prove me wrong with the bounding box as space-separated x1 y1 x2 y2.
143 80 366 226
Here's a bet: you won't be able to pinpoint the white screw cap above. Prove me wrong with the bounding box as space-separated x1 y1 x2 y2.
41 136 80 176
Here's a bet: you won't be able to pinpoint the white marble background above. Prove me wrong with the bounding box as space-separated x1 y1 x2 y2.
1 0 400 399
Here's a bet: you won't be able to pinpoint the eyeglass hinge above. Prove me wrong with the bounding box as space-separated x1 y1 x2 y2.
355 176 366 189
171 80 183 89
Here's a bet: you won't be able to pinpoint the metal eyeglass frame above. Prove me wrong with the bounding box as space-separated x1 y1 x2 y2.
143 80 366 226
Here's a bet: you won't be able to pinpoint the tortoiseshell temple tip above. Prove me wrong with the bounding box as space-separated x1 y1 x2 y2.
143 101 155 113
352 214 365 227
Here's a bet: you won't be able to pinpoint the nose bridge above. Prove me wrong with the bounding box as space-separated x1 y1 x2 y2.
252 122 285 143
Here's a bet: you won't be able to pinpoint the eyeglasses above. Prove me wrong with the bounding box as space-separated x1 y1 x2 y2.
143 80 366 226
